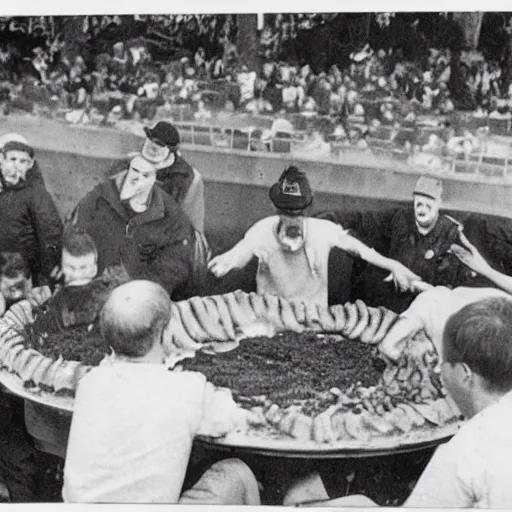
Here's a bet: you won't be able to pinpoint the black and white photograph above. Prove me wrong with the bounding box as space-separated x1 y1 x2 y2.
0 2 511 507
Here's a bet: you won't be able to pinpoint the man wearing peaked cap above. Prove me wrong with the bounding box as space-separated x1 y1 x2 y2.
209 166 423 307
316 175 472 312
0 133 45 185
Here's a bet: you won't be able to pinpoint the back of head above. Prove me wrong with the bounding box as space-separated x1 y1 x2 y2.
63 226 97 259
443 297 512 393
100 280 172 358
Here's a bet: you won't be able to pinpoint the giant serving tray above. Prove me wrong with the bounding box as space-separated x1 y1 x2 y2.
0 366 461 458
0 294 462 458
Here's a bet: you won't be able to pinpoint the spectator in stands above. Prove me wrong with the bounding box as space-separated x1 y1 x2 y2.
317 176 473 312
0 138 62 286
245 84 273 115
71 155 195 299
209 166 423 307
236 65 257 107
111 42 128 76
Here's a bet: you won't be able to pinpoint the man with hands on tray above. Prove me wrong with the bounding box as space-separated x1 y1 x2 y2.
209 166 427 307
63 280 261 505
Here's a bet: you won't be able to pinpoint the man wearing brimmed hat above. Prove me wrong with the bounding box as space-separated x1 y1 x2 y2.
209 166 422 307
316 175 471 312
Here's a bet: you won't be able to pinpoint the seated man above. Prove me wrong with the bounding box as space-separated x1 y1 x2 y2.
285 296 512 507
209 166 423 307
62 280 260 505
70 155 194 300
0 139 62 286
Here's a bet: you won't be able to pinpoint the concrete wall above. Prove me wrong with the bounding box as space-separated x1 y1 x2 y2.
3 116 512 250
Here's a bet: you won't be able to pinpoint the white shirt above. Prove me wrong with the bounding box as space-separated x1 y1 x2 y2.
231 216 373 307
406 389 512 508
404 286 510 354
63 360 236 503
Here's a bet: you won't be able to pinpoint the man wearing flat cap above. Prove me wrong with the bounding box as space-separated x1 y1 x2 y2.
209 166 423 307
317 176 472 312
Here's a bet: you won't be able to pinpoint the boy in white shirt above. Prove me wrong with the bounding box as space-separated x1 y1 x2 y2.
209 166 423 307
62 280 260 504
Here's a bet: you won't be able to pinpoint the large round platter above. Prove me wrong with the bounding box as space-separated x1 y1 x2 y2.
0 369 74 414
196 422 460 458
0 293 463 456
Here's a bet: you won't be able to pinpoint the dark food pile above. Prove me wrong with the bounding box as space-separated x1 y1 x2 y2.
23 323 107 367
21 266 130 367
181 332 387 414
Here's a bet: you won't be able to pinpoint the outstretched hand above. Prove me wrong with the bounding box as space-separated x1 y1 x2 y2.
384 262 428 293
450 231 490 276
208 254 235 278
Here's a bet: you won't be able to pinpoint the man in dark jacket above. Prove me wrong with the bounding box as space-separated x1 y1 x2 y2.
318 176 472 312
71 155 194 299
0 140 62 286
110 121 205 234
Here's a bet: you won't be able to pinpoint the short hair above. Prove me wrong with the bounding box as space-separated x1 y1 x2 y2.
0 252 29 279
443 297 512 393
99 281 172 358
62 227 97 259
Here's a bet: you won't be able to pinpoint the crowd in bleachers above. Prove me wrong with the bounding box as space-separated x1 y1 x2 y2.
2 15 512 169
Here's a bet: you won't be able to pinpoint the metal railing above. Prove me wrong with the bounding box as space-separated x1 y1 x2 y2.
172 120 511 177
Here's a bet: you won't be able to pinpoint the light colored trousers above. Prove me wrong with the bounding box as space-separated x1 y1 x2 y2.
179 458 261 505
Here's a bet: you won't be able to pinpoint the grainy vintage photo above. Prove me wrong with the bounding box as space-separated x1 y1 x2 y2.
0 6 511 507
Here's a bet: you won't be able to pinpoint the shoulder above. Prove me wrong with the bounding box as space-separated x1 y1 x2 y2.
306 217 346 239
437 214 463 237
246 216 277 238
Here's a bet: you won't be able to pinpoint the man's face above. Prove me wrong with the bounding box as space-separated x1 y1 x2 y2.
142 138 170 163
0 273 30 302
61 250 97 286
1 150 33 185
119 157 157 202
276 215 306 253
414 194 440 229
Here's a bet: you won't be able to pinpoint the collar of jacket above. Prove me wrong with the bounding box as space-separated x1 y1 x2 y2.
0 174 28 192
100 171 166 225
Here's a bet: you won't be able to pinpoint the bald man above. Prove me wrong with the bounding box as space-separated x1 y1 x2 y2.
63 280 260 504
70 155 195 299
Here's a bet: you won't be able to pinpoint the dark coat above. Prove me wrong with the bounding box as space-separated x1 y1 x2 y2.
109 154 204 232
317 208 472 312
110 153 194 204
71 173 194 298
0 175 62 284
